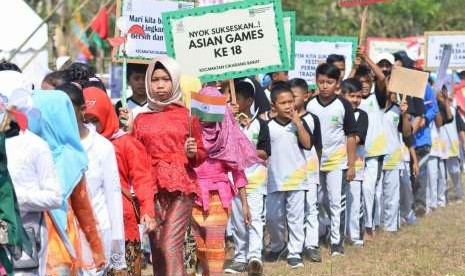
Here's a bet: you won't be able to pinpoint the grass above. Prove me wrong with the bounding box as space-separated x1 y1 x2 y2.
253 200 465 276
144 182 465 276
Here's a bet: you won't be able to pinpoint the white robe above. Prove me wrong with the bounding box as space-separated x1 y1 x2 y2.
6 130 62 276
80 125 126 273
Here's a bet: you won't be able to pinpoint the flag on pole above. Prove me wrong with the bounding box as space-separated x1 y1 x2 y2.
191 92 227 122
91 8 109 39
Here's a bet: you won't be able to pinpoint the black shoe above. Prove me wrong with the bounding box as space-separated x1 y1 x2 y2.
224 261 247 274
330 244 344 256
303 247 322 262
287 257 304 269
264 245 288 262
247 257 263 276
414 206 426 217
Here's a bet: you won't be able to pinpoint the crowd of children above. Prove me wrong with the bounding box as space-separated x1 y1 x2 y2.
0 46 464 276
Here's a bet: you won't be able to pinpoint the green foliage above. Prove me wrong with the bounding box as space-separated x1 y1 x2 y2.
282 0 465 38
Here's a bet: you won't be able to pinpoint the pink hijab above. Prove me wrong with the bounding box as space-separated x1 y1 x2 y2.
199 86 261 171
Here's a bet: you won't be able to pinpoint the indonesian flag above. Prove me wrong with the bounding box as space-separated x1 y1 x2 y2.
190 92 227 122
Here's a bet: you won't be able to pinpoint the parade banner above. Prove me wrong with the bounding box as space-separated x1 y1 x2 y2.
388 66 429 99
283 11 296 70
288 36 358 88
338 0 392 7
366 37 425 64
425 31 465 70
162 0 289 82
113 0 194 63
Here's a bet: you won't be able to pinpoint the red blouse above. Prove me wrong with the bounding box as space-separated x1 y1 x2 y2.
133 105 207 196
111 134 156 241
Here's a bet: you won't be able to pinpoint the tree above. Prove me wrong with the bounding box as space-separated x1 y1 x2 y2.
281 0 464 38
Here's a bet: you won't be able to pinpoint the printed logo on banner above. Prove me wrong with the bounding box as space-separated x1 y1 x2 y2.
176 21 185 33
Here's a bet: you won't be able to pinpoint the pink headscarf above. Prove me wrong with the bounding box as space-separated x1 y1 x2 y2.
199 86 262 171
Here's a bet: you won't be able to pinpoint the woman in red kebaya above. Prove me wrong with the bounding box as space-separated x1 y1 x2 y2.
83 86 157 276
132 56 207 276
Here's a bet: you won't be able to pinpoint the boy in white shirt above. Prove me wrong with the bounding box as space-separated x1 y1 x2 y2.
340 78 368 245
306 63 358 256
290 78 323 262
264 83 317 268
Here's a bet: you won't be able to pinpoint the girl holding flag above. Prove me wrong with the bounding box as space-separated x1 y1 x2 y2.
190 86 257 276
132 56 207 276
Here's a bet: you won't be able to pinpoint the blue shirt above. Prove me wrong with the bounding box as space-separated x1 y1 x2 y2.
414 84 438 148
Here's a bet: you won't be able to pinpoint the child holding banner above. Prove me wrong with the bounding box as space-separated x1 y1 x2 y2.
290 78 323 262
306 63 358 256
380 92 412 232
265 83 316 268
132 56 207 276
353 50 389 240
226 81 270 275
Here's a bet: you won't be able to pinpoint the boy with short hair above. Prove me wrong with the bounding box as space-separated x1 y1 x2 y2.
265 83 317 268
226 81 271 275
306 63 358 256
340 78 368 245
290 77 323 262
115 63 148 112
327 54 346 81
353 49 389 240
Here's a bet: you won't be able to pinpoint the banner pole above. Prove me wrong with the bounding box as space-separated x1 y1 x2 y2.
229 79 237 105
359 5 369 46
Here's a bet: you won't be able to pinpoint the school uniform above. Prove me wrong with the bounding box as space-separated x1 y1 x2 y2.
399 139 415 224
359 90 388 230
231 117 271 263
301 113 323 250
266 117 316 260
381 104 406 231
346 108 368 244
427 102 452 210
445 106 465 200
306 95 357 247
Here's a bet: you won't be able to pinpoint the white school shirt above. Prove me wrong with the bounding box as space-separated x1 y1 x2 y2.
6 130 61 214
241 117 269 195
301 112 322 185
430 121 449 159
445 106 461 158
267 118 313 193
306 95 357 171
81 125 126 269
360 93 388 157
354 109 369 181
382 104 403 170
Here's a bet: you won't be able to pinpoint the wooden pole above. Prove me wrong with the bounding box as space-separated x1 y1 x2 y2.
358 5 369 46
229 79 237 105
